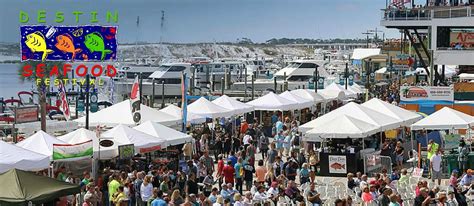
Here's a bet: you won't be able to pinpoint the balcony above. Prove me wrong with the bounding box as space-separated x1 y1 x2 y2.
382 6 473 21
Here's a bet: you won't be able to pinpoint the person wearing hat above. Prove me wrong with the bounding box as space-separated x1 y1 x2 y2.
460 169 474 187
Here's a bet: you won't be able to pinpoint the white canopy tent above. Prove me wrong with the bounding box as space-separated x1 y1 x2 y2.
16 130 66 158
279 91 314 109
57 128 98 145
246 92 299 111
304 115 380 140
362 98 422 126
187 97 234 118
324 83 357 98
411 107 474 130
350 84 365 94
300 102 401 132
75 100 180 127
289 89 326 103
317 89 346 100
134 121 193 147
98 124 166 159
160 104 207 124
212 95 254 115
0 141 50 173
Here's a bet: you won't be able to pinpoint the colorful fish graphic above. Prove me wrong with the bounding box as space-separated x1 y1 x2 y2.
25 31 53 61
330 162 345 170
84 32 112 60
55 34 82 61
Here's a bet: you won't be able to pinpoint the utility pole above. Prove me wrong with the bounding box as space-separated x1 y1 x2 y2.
244 66 247 101
85 74 90 129
151 78 155 107
251 72 255 100
221 77 225 96
362 32 372 48
344 63 349 90
161 81 165 108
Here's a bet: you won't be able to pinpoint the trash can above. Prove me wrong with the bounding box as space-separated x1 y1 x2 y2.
445 154 458 175
468 153 474 170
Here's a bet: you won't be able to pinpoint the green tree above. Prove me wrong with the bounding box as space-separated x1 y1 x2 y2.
18 61 66 132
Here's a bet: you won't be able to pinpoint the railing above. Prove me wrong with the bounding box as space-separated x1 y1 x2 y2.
382 6 473 21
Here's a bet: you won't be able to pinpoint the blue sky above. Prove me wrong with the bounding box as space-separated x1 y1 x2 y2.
0 0 400 43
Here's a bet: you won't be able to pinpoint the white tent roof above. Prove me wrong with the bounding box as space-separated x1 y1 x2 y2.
362 98 422 126
212 95 254 115
246 92 299 111
58 128 98 144
290 89 326 103
0 141 50 173
350 84 365 94
300 102 401 132
98 124 166 159
134 121 193 147
411 107 474 130
279 91 314 109
75 100 180 127
187 97 234 118
351 48 381 60
304 115 380 140
375 67 387 74
317 89 346 100
325 83 357 98
160 104 206 124
16 130 66 158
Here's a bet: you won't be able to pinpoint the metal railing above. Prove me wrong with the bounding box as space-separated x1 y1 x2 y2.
382 6 473 21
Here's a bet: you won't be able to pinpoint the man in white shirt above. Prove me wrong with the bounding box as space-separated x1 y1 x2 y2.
267 182 279 202
430 149 442 185
243 133 253 146
253 186 269 202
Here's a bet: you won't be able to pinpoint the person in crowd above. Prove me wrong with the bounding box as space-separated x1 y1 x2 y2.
255 159 267 184
460 169 474 186
305 182 322 206
414 187 431 206
222 160 235 185
112 186 127 206
150 190 166 206
259 132 269 160
458 140 469 173
208 188 219 204
169 189 184 206
430 149 443 185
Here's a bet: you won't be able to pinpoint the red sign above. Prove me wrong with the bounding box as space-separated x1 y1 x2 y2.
139 145 161 153
14 106 39 124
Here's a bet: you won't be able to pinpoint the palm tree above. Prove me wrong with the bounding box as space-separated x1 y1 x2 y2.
18 61 65 132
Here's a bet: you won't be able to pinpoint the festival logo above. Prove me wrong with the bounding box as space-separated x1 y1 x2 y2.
328 155 347 174
21 26 117 61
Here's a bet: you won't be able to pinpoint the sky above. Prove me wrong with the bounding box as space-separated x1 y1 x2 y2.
0 0 399 43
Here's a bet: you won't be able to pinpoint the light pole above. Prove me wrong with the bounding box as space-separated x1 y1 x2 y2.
161 81 165 108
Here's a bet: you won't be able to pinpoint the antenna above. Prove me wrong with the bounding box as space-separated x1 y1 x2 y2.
160 10 165 44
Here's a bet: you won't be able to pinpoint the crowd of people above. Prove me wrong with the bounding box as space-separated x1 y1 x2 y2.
48 109 474 206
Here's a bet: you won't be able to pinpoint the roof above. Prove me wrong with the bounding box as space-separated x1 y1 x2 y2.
0 169 80 204
351 48 381 60
0 141 50 173
411 107 474 130
133 121 193 147
362 98 422 126
304 115 379 140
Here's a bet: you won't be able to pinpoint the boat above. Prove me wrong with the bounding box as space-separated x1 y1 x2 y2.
114 63 193 97
231 59 331 91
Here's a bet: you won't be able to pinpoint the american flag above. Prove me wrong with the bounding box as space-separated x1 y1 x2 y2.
58 81 70 121
392 0 411 7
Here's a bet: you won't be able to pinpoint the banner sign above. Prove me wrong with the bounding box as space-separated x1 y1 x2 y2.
328 155 347 174
348 74 354 86
118 144 135 159
450 31 474 47
21 25 117 61
317 77 325 89
90 91 99 113
130 76 141 124
53 140 93 161
400 86 454 102
14 106 39 124
444 134 461 149
339 74 345 85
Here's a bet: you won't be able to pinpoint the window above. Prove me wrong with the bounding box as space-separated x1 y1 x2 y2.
287 75 311 81
299 63 317 68
168 66 186 72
